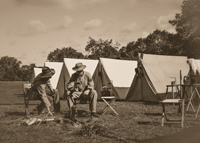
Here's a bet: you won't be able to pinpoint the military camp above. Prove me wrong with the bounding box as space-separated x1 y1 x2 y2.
1 0 200 143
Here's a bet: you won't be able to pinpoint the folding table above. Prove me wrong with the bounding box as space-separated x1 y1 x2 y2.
190 84 200 118
160 99 185 128
181 84 200 114
101 96 118 115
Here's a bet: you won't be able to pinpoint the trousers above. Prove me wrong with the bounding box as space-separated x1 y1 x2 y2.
66 89 98 113
37 89 60 114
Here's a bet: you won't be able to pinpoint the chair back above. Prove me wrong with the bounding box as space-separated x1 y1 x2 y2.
22 83 32 94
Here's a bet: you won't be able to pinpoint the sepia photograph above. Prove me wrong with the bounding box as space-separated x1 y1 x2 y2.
0 0 200 142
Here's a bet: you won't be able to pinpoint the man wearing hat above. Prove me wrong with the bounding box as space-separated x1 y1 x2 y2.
31 67 60 116
66 62 98 117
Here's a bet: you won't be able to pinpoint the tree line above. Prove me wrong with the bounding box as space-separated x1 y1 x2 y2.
0 0 199 81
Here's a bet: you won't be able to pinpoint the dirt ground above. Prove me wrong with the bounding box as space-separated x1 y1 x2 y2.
1 82 200 143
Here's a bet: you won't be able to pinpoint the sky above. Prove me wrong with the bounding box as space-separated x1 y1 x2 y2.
0 0 184 66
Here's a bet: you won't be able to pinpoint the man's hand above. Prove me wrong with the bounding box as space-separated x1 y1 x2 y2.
84 89 91 95
51 89 55 94
72 92 81 98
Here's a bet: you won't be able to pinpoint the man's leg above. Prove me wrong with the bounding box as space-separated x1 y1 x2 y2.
52 89 60 113
66 91 74 118
88 90 98 114
66 91 74 110
37 101 46 115
39 93 52 115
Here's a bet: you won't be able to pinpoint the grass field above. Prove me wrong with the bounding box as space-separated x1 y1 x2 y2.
1 83 200 143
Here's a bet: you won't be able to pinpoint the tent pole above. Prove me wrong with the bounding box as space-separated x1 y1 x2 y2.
180 70 182 98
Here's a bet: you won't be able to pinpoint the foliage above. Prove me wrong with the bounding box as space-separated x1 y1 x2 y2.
85 37 120 59
119 30 181 60
0 56 22 81
20 63 36 81
47 47 84 62
169 0 200 58
0 56 35 81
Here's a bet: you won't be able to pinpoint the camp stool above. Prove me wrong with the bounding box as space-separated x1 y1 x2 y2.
101 96 118 115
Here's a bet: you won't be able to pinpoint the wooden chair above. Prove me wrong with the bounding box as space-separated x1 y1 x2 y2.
160 99 185 127
22 83 32 116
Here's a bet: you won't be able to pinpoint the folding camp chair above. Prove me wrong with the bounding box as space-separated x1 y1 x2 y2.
68 92 91 121
101 96 118 115
22 83 32 116
100 82 118 115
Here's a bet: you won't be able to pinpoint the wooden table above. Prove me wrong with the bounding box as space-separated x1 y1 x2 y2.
181 84 200 117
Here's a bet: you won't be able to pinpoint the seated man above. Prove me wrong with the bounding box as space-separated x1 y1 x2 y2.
30 67 60 115
66 62 98 117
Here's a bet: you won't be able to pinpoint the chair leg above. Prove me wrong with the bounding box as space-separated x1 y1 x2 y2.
25 99 30 117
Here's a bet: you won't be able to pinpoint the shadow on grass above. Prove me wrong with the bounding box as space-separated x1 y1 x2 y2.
5 112 25 116
64 110 91 118
144 113 161 116
0 103 38 105
15 94 24 97
137 121 160 125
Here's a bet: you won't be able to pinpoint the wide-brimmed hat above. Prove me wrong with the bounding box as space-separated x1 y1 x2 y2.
72 62 86 71
41 67 55 78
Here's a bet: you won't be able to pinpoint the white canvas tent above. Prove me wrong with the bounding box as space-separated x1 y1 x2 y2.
195 60 200 75
185 59 200 94
126 54 190 102
63 58 99 84
31 67 42 83
93 58 137 100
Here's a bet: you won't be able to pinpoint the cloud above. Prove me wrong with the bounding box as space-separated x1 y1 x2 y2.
121 22 137 33
141 31 149 38
18 53 27 59
13 0 81 10
155 13 176 33
59 15 73 29
8 41 16 46
41 50 48 57
88 0 107 4
83 19 102 31
18 20 47 36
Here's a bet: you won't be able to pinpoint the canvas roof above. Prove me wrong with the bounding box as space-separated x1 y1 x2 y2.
142 54 189 94
30 67 42 83
100 58 137 87
93 58 137 100
195 59 200 71
64 58 98 77
126 54 189 102
44 62 63 89
34 67 42 77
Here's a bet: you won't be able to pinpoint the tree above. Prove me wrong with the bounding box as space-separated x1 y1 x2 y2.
47 47 84 62
143 30 178 55
0 56 22 81
20 63 36 81
85 37 120 59
169 0 200 58
119 30 180 60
